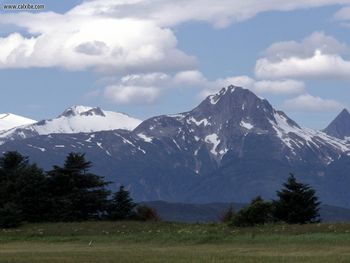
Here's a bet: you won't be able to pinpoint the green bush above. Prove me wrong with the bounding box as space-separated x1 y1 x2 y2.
231 196 273 227
135 205 160 221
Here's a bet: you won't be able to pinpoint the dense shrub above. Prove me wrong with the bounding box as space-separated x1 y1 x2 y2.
231 196 273 227
135 205 161 221
220 204 235 223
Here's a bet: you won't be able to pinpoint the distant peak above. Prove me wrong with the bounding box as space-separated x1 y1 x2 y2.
324 108 350 139
340 108 350 116
59 105 105 117
207 85 253 105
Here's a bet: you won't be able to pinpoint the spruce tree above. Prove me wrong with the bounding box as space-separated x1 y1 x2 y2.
0 151 49 225
47 152 110 221
273 174 320 224
109 186 136 220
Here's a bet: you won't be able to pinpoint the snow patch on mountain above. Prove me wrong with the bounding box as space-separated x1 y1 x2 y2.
0 113 36 131
270 111 350 155
137 133 153 143
188 117 210 127
240 120 254 130
205 133 220 155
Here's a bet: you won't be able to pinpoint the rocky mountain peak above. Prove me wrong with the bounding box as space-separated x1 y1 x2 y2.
59 106 105 118
324 108 350 139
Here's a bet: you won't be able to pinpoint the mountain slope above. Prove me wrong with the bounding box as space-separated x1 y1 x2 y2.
324 109 350 140
1 86 350 207
0 113 36 131
0 106 142 145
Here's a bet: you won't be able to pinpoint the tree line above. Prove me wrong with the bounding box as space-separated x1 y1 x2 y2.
0 151 159 228
0 151 320 228
222 174 321 227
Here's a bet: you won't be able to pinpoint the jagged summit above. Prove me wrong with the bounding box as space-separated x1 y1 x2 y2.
324 108 350 140
59 106 106 118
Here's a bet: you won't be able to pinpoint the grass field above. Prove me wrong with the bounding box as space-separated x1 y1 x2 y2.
0 221 350 262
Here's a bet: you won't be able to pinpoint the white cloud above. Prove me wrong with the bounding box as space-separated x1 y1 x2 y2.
284 94 344 112
2 1 350 106
255 32 350 79
199 75 305 98
334 6 350 21
262 31 349 60
254 80 305 95
120 72 170 86
173 70 207 85
1 1 349 72
102 72 170 104
256 50 350 80
0 13 196 72
104 85 159 104
68 0 350 28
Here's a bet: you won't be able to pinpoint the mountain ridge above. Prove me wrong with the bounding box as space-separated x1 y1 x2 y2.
0 105 142 145
1 86 350 207
0 113 37 131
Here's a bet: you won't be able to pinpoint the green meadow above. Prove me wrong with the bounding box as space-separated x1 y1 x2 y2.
0 221 350 262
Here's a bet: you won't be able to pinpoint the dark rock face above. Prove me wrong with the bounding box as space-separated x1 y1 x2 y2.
1 86 350 207
324 109 350 140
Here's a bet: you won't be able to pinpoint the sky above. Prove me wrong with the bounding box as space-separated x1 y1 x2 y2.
1 0 350 129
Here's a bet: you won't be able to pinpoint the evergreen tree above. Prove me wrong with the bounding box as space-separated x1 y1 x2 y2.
47 153 110 221
231 196 273 227
108 185 136 220
0 152 49 225
273 174 320 224
14 163 50 222
0 151 28 204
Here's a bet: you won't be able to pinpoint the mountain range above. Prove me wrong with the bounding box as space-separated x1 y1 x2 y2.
1 86 350 208
0 105 141 145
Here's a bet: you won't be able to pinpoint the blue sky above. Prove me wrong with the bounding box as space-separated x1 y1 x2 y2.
1 0 350 129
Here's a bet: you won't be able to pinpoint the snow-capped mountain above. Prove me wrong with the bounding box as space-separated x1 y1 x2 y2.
0 106 142 144
324 109 350 141
1 87 350 207
134 86 349 168
0 113 36 131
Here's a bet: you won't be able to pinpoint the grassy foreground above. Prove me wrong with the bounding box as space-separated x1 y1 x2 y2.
0 221 350 262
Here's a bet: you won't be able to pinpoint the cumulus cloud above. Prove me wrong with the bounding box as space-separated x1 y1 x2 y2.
104 85 159 104
0 12 196 72
255 32 350 80
334 6 350 22
1 1 349 72
199 75 305 97
284 94 344 112
2 1 350 105
173 70 207 85
68 0 350 28
254 80 305 95
256 50 350 80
